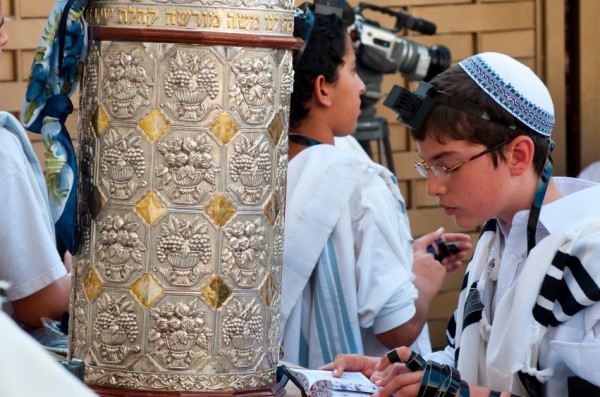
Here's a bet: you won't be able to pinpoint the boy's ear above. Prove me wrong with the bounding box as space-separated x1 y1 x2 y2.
507 135 535 176
313 75 332 107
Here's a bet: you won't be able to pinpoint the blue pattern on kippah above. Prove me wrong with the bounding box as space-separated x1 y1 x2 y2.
460 55 554 136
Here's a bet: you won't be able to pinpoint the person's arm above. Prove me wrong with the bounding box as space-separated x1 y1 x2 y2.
375 239 446 349
351 183 420 347
376 228 471 348
351 173 443 349
0 135 70 327
11 272 71 327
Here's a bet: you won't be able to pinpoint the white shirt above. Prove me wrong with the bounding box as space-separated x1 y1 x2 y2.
0 310 97 396
0 112 66 314
281 144 430 368
578 161 600 183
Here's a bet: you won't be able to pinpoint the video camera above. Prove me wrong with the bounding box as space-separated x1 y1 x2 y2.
338 2 450 109
348 3 451 82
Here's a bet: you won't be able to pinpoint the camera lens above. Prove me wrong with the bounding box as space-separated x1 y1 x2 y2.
395 39 449 82
424 45 451 81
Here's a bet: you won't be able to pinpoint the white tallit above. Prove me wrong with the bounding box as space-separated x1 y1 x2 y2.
280 144 429 368
451 215 600 394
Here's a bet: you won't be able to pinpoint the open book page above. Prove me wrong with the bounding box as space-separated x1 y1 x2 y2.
285 367 381 396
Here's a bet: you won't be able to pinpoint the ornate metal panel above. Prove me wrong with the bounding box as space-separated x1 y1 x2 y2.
70 1 293 392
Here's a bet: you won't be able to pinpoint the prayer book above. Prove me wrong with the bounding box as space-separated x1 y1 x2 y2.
281 366 381 397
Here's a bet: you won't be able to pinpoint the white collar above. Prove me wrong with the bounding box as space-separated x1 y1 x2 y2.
539 177 600 233
497 177 600 239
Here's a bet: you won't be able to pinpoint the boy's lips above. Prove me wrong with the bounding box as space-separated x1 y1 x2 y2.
441 205 457 216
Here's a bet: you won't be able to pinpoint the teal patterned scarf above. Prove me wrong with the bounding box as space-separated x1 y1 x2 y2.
21 0 89 254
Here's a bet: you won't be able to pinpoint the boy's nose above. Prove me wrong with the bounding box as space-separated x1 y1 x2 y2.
426 174 448 197
358 78 366 95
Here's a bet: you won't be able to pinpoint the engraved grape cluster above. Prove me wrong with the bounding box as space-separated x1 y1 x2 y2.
222 298 262 345
93 294 138 342
101 128 145 177
229 136 271 182
157 234 184 262
165 50 219 99
156 216 211 263
165 69 193 96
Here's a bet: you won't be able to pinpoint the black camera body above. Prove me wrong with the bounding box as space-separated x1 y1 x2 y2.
349 3 451 83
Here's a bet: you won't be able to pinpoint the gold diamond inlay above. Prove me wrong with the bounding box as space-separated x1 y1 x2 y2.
135 191 167 224
131 273 164 308
268 113 283 144
93 104 109 136
83 267 102 302
260 274 277 307
264 194 280 226
205 194 236 227
139 108 171 142
201 275 232 309
209 112 240 145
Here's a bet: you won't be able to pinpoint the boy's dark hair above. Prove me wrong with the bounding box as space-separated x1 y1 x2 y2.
411 64 550 175
290 7 347 129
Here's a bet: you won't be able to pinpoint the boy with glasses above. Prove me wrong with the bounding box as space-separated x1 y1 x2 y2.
322 52 600 396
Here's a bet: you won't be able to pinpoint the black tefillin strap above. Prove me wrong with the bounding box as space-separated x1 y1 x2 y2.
387 350 462 397
387 349 527 397
289 134 323 147
526 139 555 254
384 82 532 135
276 365 309 397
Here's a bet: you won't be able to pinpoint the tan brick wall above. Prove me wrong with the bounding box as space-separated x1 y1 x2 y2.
0 0 571 350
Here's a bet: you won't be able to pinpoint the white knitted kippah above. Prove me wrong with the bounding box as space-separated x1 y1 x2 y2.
459 52 554 137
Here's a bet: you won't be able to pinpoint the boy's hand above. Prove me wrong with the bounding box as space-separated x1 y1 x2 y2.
319 354 380 378
371 347 423 397
414 228 472 273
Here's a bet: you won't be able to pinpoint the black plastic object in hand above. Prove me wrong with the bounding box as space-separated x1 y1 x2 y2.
427 239 460 261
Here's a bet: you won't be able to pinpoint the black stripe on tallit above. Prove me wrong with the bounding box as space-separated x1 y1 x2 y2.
446 314 456 347
460 270 470 292
555 253 600 318
534 250 600 328
518 370 543 397
463 281 483 330
533 251 568 327
454 347 460 366
480 218 498 235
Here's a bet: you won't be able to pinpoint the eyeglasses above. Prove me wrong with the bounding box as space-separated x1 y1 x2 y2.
0 16 4 29
414 139 513 180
